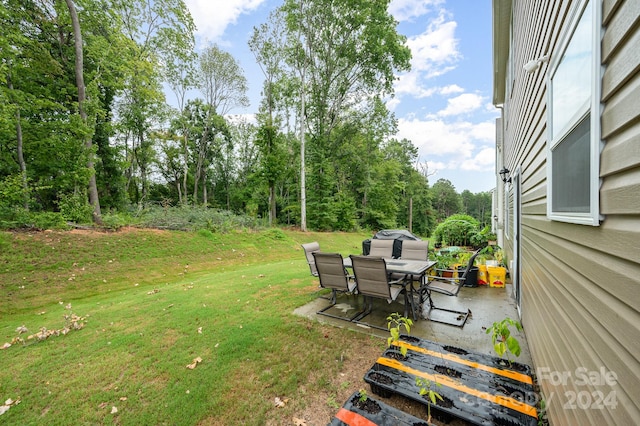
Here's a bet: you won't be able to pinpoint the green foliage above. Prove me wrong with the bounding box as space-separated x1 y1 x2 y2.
431 179 462 221
27 212 70 231
57 192 94 224
136 205 259 232
358 388 368 403
261 228 287 241
387 313 412 357
100 212 130 230
470 226 497 248
415 377 443 422
0 174 28 213
486 317 523 365
433 214 480 246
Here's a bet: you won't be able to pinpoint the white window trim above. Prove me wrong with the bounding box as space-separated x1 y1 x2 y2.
546 0 603 226
504 182 510 238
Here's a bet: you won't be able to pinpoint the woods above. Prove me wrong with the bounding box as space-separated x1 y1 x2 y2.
0 0 491 234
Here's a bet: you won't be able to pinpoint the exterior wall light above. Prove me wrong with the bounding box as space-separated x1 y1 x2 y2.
499 167 512 183
523 54 549 73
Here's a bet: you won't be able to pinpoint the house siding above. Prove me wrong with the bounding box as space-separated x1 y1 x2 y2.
496 1 640 425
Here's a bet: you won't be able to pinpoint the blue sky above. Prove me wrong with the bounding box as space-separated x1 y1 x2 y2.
182 0 498 194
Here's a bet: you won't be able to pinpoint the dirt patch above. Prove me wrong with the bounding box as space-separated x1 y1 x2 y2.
263 329 466 426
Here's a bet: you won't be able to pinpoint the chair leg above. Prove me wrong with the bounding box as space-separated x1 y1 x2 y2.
418 286 469 327
317 290 363 321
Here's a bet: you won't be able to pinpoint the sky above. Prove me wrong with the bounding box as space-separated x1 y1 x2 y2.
181 0 499 194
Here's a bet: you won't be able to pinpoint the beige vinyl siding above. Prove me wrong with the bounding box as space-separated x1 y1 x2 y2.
498 0 640 424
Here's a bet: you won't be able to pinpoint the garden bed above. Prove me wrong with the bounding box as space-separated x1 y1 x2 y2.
363 336 538 426
328 391 434 426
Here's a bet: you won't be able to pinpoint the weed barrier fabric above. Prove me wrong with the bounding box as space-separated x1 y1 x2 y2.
328 391 434 426
363 336 538 426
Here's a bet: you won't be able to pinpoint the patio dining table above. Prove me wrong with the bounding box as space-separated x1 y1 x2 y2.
342 257 435 278
343 257 436 319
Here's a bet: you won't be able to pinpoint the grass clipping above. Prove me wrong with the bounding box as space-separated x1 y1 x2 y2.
1 303 86 350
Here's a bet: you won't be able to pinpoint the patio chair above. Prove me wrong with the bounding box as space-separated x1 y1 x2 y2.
349 255 414 328
368 239 394 258
313 252 361 321
393 239 430 295
420 249 481 327
301 241 320 276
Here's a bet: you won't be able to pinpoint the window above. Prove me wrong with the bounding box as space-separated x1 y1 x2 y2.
547 0 602 225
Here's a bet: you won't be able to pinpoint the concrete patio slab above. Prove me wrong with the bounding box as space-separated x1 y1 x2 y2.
294 284 533 367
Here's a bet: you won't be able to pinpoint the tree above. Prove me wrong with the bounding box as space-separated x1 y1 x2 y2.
193 45 248 205
280 0 411 230
249 14 288 226
114 0 195 206
431 179 462 222
65 0 102 224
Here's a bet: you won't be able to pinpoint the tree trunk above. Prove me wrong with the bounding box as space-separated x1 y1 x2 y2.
65 0 102 224
8 76 29 210
182 133 189 204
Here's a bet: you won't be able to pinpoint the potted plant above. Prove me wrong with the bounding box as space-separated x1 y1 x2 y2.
487 248 507 287
434 251 457 278
486 317 523 367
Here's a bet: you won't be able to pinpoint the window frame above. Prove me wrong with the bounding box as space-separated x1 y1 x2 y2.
546 0 603 226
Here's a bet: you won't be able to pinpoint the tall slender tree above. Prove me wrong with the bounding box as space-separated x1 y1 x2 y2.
65 0 102 223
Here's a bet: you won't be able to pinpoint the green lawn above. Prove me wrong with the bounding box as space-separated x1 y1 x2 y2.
0 228 385 425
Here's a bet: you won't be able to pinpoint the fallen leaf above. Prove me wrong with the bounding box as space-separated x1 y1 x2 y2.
1 343 11 350
186 357 203 369
119 397 127 401
197 327 202 334
0 398 21 416
293 417 307 426
111 406 118 414
274 396 289 408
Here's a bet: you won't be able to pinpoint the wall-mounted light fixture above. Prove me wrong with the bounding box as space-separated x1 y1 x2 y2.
523 54 549 74
499 167 512 184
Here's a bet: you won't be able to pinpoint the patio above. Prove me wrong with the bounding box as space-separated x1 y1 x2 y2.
295 283 536 425
295 283 532 366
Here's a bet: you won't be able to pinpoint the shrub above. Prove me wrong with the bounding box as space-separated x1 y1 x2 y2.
470 226 497 248
101 212 130 230
29 212 69 230
433 214 479 246
57 192 94 224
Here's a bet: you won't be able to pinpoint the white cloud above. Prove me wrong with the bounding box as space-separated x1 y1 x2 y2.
397 117 495 162
441 84 464 95
408 19 460 72
390 0 444 22
394 13 460 99
185 0 265 42
437 93 484 117
458 147 495 171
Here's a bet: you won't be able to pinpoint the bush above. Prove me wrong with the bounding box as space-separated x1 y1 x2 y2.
433 214 479 246
28 212 69 230
101 212 130 230
470 226 497 248
136 205 260 232
58 192 94 224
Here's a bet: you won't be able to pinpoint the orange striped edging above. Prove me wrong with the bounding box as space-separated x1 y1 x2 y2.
334 407 378 426
377 357 537 419
393 340 533 385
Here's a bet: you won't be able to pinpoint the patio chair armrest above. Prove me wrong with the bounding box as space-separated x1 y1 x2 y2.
388 276 407 286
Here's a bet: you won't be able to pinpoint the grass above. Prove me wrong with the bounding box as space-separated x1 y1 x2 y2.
0 227 384 425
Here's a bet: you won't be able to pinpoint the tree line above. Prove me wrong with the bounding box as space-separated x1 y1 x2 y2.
0 0 492 235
